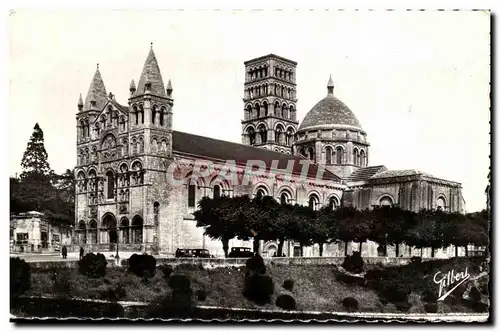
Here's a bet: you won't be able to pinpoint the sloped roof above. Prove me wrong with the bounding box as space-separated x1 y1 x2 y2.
83 66 107 111
370 169 432 179
136 47 167 97
171 131 341 182
346 165 387 182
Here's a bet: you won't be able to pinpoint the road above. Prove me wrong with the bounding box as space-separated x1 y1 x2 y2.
10 251 173 262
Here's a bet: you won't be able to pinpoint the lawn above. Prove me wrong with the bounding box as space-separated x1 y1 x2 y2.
23 257 489 314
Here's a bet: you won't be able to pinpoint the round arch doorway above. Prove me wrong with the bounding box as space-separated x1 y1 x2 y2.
102 214 118 250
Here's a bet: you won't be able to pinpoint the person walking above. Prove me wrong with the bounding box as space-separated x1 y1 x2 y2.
79 246 84 260
62 246 68 259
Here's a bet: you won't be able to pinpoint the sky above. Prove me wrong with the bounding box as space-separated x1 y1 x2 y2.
8 9 490 212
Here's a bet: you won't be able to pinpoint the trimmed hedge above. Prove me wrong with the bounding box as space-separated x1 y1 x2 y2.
168 275 191 291
283 279 294 291
246 255 266 275
78 253 107 278
128 253 156 278
341 251 364 274
342 297 359 311
276 294 296 310
243 274 274 305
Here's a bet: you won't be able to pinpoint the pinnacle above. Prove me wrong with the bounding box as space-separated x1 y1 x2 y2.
327 74 334 87
78 93 83 106
84 65 107 110
136 45 166 97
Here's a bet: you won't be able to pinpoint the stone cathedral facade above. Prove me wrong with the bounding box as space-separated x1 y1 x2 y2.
74 46 464 258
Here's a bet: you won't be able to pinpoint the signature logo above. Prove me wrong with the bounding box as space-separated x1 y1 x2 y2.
433 268 470 301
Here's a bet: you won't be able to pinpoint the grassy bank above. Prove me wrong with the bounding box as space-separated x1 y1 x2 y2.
23 257 489 314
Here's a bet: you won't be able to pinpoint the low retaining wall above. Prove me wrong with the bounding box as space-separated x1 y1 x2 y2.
119 256 440 268
27 259 119 270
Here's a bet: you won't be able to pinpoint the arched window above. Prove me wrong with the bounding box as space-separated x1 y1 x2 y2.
325 146 333 164
139 105 144 124
131 216 143 244
275 125 284 144
256 104 261 118
436 196 446 211
133 105 139 125
106 171 115 199
258 125 267 144
282 103 288 119
379 196 393 207
307 147 315 161
263 102 269 116
285 129 294 146
299 148 307 158
353 149 359 166
78 220 87 244
152 105 157 125
360 150 366 167
280 191 292 205
329 196 340 210
120 218 130 244
255 187 267 199
153 202 160 234
160 107 166 126
275 101 281 117
247 127 256 145
213 185 221 199
336 147 344 164
308 194 320 211
246 105 252 120
188 181 196 207
89 220 98 244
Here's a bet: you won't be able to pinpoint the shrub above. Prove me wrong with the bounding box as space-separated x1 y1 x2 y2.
342 297 359 311
283 279 294 291
168 274 191 291
128 253 156 278
10 257 31 298
469 286 482 302
276 294 296 310
243 274 274 305
78 253 107 278
246 255 266 275
341 251 364 274
195 289 207 302
159 264 174 279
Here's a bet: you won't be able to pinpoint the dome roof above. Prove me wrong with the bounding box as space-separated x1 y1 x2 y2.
298 77 362 131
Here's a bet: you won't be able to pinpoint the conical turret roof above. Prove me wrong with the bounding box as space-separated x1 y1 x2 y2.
84 65 108 111
136 45 166 97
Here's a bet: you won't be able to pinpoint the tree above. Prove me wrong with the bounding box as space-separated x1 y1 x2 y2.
194 195 254 257
20 123 53 179
334 207 370 254
311 207 332 256
288 205 316 256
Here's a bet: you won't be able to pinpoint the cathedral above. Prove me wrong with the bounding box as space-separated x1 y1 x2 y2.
74 46 464 258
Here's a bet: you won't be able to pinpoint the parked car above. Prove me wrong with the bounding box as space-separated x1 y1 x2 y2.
175 248 194 258
191 249 212 258
228 247 253 258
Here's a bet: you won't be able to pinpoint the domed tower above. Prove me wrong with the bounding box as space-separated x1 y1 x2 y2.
294 76 369 179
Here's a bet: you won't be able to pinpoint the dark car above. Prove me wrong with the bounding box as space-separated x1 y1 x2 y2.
175 248 194 258
192 249 212 258
228 247 254 258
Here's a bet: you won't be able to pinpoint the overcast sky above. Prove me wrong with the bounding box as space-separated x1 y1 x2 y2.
9 9 490 212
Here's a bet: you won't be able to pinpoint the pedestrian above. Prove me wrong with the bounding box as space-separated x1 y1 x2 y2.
62 246 68 259
79 246 84 260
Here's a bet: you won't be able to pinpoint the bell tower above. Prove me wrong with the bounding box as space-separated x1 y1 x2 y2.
241 54 299 154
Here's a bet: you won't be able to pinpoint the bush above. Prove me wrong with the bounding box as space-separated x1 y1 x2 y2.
159 264 174 279
168 274 191 291
78 253 107 278
341 251 364 274
283 279 294 291
128 253 156 278
10 257 31 298
243 274 274 305
470 286 482 302
195 289 207 302
342 297 359 311
276 294 296 310
246 255 266 275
